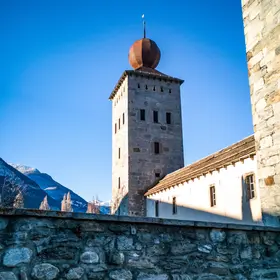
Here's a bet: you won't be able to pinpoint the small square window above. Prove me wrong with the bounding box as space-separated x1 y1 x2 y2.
118 177 120 189
166 112 171 124
118 118 120 129
153 86 156 91
115 123 117 134
172 197 177 214
154 142 160 154
160 86 163 92
140 109 145 121
155 172 160 178
138 83 140 88
155 200 159 217
118 148 121 159
145 85 148 90
245 174 255 200
210 185 216 207
169 89 172 93
123 113 125 124
153 111 158 123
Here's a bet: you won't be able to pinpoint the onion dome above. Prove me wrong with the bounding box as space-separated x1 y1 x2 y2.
128 38 161 70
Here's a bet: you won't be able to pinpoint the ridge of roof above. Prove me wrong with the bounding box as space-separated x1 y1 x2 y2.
145 135 256 197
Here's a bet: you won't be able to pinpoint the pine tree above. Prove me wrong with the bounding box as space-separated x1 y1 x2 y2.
66 191 73 212
39 195 50 210
13 191 24 208
61 194 67 211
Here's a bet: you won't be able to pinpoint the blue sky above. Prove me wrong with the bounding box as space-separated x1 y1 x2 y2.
0 0 252 202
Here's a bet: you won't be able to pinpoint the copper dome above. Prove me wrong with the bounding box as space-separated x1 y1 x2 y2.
128 38 161 70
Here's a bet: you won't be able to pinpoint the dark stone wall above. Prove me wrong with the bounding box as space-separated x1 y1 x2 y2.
0 209 279 280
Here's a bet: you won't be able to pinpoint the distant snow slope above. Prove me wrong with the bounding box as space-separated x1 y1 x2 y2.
10 163 111 214
0 158 60 210
11 164 87 212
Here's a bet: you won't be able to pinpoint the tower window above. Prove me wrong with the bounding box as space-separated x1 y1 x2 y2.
245 174 255 200
154 142 160 154
115 123 117 134
169 89 172 93
161 86 164 92
155 200 159 217
172 197 177 215
210 185 216 207
140 109 146 121
123 113 125 124
153 86 156 91
118 177 120 189
138 83 140 89
166 112 171 124
155 172 160 178
118 148 121 159
145 85 148 90
153 111 159 123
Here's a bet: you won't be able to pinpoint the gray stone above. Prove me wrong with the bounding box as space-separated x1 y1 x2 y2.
80 251 99 264
109 251 125 265
197 274 222 280
171 242 197 254
117 236 134 250
32 263 59 280
198 244 212 253
66 267 84 279
109 269 133 280
3 247 33 267
172 275 192 280
210 229 226 243
137 273 169 280
0 272 17 280
240 247 252 260
0 218 8 230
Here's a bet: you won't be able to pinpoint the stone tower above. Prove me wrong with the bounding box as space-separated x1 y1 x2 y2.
242 0 280 226
110 34 184 216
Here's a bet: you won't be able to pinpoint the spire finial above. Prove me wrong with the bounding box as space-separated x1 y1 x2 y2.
142 14 146 38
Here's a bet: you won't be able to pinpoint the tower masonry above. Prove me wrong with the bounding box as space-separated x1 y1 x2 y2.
110 36 184 216
242 0 280 225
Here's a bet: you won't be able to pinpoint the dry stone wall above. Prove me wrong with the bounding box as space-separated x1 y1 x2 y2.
242 0 280 225
0 209 280 280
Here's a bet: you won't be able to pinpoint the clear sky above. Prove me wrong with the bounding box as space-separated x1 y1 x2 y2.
0 0 252 202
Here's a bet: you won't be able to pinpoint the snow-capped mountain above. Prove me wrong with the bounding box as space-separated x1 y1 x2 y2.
10 164 88 213
0 158 60 210
10 163 111 214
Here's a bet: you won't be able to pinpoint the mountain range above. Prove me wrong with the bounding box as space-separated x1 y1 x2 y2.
0 158 110 214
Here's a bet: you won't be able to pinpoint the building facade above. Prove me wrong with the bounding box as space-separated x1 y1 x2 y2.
110 0 280 226
110 38 184 216
145 135 263 225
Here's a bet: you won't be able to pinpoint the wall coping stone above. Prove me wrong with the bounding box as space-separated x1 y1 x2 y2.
0 208 279 232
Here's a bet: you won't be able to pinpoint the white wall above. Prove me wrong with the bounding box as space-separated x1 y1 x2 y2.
146 157 263 225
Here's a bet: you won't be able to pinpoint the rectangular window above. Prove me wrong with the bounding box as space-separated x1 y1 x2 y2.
115 123 117 134
155 200 159 217
118 118 120 129
154 142 160 154
153 111 158 123
140 109 145 121
118 177 120 189
118 148 121 159
166 112 171 124
123 113 125 124
172 197 177 214
210 185 216 207
245 174 255 200
155 172 160 178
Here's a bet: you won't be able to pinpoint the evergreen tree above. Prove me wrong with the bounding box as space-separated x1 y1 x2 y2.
39 195 50 210
13 191 24 208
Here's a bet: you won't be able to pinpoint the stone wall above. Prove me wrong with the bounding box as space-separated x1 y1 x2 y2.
242 0 280 225
0 209 280 280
